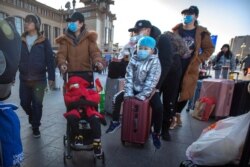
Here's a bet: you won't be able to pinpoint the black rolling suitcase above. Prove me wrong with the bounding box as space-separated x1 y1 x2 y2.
230 80 250 116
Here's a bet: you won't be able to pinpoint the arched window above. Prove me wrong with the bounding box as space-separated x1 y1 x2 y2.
14 16 23 35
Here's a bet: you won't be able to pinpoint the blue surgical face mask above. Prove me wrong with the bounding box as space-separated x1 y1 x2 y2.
183 15 194 25
68 22 78 32
137 50 150 60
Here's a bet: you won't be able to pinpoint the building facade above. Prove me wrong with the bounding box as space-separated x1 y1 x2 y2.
230 35 250 60
0 0 64 48
0 0 116 51
76 0 116 51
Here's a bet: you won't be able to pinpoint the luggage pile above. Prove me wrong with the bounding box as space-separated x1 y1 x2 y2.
190 72 250 120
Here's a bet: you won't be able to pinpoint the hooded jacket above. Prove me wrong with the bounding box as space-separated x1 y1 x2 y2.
63 76 104 120
56 29 104 72
19 34 55 81
0 103 23 167
172 23 214 101
214 53 236 71
124 54 161 101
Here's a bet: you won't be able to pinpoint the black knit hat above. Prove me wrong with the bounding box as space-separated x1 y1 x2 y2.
66 12 85 22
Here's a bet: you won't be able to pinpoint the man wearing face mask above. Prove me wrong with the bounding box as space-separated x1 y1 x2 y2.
56 12 104 74
171 6 214 128
0 17 24 167
56 12 105 158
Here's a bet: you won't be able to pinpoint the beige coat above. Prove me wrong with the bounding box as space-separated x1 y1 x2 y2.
56 30 104 72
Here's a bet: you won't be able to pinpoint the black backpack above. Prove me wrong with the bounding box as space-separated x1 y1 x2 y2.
108 60 129 79
163 31 189 57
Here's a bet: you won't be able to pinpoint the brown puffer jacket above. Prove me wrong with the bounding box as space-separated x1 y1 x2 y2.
172 23 215 102
56 29 104 72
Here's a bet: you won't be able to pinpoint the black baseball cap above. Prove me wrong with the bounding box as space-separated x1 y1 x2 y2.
181 6 199 16
128 20 152 32
66 12 85 22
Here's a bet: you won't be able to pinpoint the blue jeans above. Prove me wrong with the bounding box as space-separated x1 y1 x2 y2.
19 80 46 128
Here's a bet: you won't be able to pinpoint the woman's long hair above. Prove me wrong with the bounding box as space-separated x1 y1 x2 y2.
216 44 233 62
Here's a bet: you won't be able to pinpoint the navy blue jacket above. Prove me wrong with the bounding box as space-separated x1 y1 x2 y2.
19 34 55 81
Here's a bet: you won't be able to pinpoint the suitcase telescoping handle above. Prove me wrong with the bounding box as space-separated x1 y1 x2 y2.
133 104 139 133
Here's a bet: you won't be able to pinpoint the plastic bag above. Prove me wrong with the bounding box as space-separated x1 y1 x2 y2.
186 112 250 166
192 97 216 121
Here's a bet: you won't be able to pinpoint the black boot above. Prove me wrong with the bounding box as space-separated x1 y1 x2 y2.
161 119 172 141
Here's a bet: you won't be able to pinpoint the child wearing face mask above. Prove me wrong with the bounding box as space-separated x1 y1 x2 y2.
106 36 163 149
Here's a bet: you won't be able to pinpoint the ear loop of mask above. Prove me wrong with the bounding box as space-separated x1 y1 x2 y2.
0 50 6 76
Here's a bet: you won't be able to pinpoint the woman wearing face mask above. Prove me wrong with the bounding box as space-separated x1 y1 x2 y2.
56 12 105 158
56 12 104 74
171 6 214 129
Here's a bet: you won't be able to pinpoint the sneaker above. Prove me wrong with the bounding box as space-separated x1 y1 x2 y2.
105 121 121 134
152 133 161 149
33 128 41 138
74 135 84 149
169 117 177 130
161 130 171 141
176 113 182 127
93 140 103 158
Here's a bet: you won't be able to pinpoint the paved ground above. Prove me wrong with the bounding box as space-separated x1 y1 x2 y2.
5 71 214 167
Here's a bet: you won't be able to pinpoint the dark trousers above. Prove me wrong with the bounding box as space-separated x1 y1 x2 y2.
112 91 163 134
176 100 188 113
19 80 46 129
160 69 182 130
67 115 101 140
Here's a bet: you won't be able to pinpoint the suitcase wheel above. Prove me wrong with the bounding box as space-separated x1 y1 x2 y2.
63 152 71 165
121 140 126 146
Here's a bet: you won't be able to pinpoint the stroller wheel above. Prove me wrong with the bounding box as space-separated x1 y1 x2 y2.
93 156 97 164
63 135 67 146
121 140 126 146
93 152 105 165
63 152 67 164
102 152 105 164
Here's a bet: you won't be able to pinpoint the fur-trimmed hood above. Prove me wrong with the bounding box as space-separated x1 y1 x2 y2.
55 30 98 46
172 23 211 36
56 29 103 72
21 33 45 45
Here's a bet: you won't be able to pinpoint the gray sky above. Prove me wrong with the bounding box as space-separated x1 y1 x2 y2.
37 0 250 53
